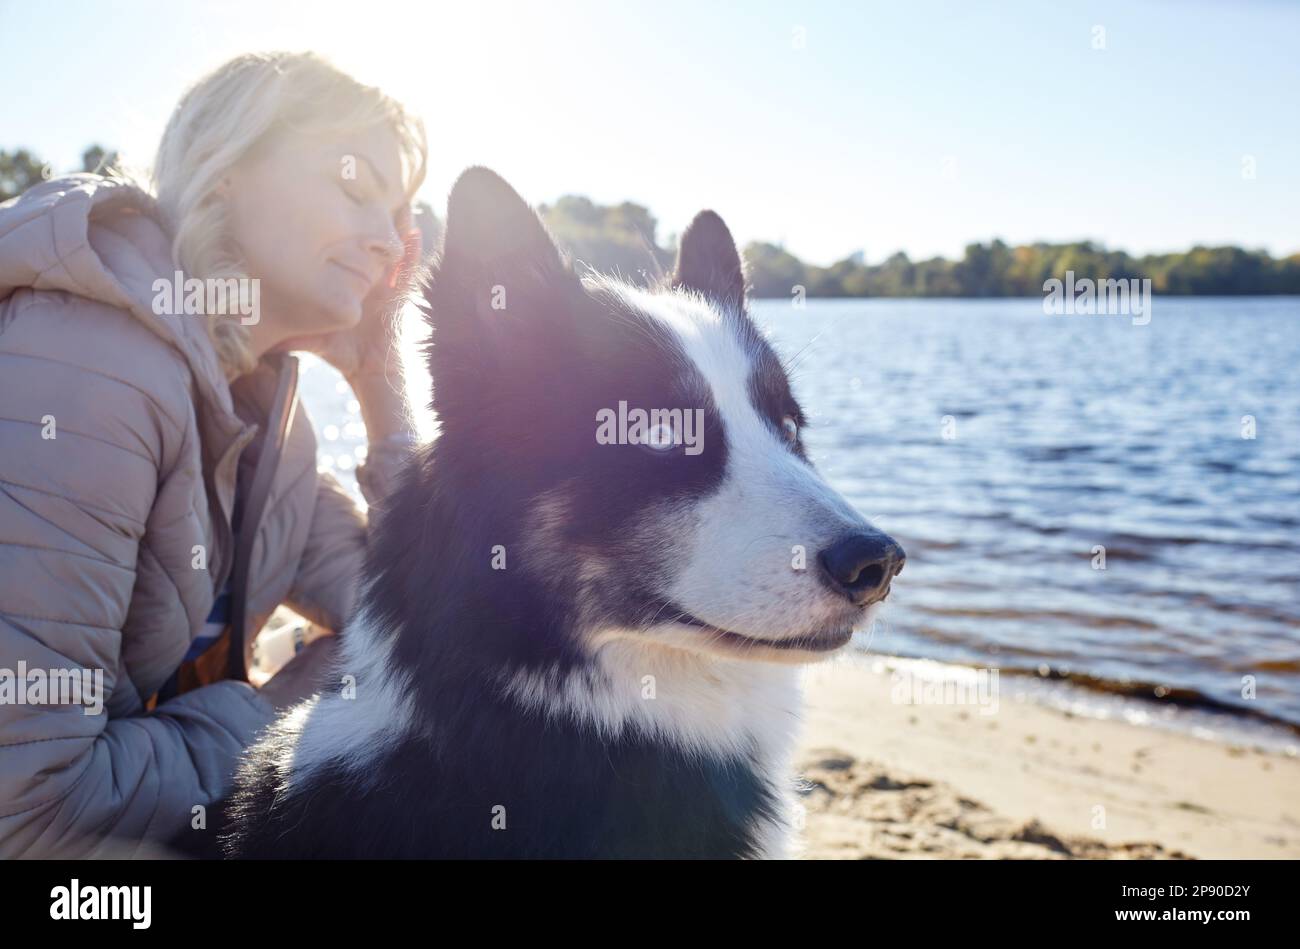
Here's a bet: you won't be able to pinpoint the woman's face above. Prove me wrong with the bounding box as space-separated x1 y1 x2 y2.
221 124 408 341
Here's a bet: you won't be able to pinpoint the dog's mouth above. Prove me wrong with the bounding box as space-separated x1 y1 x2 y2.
671 611 855 654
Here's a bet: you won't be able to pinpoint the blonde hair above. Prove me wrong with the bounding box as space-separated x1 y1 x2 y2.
148 51 427 378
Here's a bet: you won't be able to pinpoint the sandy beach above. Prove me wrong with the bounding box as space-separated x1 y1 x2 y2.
794 656 1300 860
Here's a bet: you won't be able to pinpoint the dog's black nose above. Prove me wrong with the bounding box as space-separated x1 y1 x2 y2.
817 531 905 606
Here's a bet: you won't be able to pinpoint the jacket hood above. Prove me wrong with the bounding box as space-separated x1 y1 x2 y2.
0 172 233 413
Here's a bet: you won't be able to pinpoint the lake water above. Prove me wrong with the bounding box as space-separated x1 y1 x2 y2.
298 296 1300 742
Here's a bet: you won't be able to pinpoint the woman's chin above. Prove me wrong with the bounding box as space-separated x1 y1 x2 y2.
315 293 365 329
270 298 363 357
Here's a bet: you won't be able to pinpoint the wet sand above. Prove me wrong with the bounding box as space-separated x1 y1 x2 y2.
794 656 1300 859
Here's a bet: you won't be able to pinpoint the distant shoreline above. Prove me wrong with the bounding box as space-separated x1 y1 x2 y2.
537 193 1300 300
746 291 1300 301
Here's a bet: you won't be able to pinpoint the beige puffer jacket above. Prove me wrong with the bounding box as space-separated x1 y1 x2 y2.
0 174 370 857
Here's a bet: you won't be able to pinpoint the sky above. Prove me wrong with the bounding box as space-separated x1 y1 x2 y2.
2 0 1297 266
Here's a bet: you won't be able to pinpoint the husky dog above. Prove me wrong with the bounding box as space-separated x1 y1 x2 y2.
216 168 904 859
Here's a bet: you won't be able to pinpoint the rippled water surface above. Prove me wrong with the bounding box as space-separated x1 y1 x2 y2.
758 297 1300 728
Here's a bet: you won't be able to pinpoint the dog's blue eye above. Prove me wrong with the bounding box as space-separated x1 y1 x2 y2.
644 423 676 451
781 415 799 443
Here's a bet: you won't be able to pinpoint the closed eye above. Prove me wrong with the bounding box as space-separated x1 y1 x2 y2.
341 181 409 234
340 180 364 205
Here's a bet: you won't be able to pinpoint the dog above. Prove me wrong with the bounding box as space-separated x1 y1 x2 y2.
214 167 904 858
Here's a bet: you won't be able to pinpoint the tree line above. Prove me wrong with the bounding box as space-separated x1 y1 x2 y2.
6 145 1297 296
538 195 1300 297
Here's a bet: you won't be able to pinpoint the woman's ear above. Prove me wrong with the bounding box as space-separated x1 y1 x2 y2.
387 222 422 290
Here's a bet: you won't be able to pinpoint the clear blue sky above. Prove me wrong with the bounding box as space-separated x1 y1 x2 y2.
2 0 1296 265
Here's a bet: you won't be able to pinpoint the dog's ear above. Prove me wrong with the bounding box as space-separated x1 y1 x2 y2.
424 167 581 426
438 166 566 280
672 210 745 312
426 165 573 344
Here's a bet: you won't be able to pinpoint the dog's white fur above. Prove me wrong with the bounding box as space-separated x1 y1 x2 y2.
270 598 416 794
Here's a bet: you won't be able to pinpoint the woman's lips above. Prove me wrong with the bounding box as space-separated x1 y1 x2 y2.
332 260 375 292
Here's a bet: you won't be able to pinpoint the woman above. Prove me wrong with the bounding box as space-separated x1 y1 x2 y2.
0 51 427 857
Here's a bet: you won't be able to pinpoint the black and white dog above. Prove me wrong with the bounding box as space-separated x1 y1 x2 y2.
217 168 904 859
